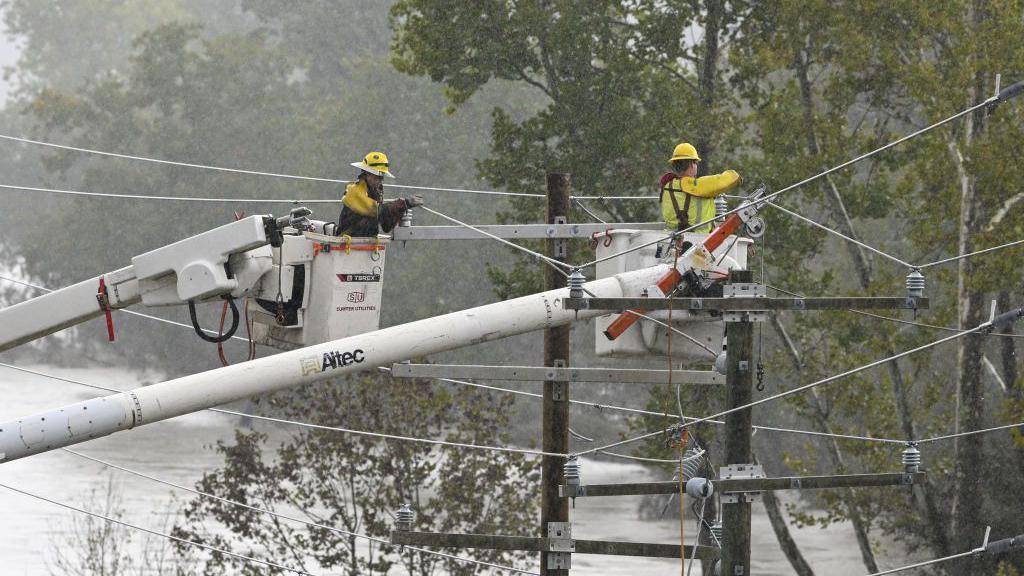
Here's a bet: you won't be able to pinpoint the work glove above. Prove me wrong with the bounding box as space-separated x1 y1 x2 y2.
404 195 425 208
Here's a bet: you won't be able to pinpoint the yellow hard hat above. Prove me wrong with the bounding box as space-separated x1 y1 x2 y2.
351 151 395 178
668 142 701 163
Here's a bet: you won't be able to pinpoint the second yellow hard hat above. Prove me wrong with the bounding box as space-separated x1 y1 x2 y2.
668 142 701 163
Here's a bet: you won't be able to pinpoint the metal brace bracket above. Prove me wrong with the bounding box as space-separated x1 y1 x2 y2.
552 216 568 258
549 359 568 401
720 464 765 504
546 522 574 569
723 283 767 323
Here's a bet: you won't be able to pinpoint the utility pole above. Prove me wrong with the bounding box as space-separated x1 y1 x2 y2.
721 269 755 575
542 173 571 575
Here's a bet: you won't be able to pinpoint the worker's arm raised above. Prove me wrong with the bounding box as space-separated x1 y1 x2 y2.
682 170 742 198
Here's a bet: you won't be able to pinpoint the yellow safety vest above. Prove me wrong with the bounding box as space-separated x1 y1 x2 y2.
660 170 741 233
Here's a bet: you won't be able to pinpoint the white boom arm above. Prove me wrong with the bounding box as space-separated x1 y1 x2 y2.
0 264 667 464
0 214 297 353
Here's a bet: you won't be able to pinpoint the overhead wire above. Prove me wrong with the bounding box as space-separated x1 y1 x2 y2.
766 282 1024 339
418 205 572 276
60 448 537 576
380 368 908 444
766 202 913 268
0 481 315 575
0 132 543 198
571 309 1016 457
571 93 1001 271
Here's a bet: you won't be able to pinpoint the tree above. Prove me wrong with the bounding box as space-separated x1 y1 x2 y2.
48 476 180 576
391 0 751 299
173 372 538 575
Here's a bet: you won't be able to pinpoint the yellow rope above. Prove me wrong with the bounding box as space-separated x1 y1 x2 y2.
667 239 685 573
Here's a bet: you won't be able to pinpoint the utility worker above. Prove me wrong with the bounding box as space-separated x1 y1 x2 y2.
336 151 424 237
660 143 741 234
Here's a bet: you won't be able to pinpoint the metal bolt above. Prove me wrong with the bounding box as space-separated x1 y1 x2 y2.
567 269 586 299
906 268 925 299
564 456 582 486
395 504 415 531
902 443 921 473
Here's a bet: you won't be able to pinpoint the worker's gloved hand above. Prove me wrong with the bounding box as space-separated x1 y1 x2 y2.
404 195 425 207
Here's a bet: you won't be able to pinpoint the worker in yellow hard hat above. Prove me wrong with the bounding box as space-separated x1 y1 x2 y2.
336 151 423 237
659 143 741 234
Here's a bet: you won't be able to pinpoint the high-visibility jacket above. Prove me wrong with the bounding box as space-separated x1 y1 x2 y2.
660 170 741 233
336 179 408 237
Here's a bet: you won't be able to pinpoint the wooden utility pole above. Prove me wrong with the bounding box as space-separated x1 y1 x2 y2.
721 269 755 575
541 173 571 575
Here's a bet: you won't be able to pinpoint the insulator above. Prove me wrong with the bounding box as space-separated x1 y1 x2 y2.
395 503 415 531
400 208 414 228
567 269 587 299
681 447 702 480
715 196 729 219
714 351 728 375
902 443 921 473
685 477 714 499
564 456 582 486
906 268 925 299
710 521 724 544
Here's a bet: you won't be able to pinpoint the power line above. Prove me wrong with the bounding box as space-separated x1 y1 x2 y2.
0 481 315 575
419 205 572 275
62 448 537 575
766 202 913 268
572 94 1001 271
0 132 544 198
917 238 1024 269
398 368 907 445
766 283 1024 339
573 307 1020 457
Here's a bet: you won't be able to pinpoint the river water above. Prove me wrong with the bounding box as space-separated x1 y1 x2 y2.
0 364 876 575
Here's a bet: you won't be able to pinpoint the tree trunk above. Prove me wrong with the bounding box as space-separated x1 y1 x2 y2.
695 0 722 174
754 449 816 576
950 18 990 564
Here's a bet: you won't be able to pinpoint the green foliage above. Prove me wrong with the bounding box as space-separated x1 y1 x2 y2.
173 372 538 575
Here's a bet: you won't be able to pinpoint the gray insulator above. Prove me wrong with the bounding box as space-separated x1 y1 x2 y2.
564 456 582 486
681 448 702 479
902 443 921 473
710 521 724 545
906 268 925 299
714 351 728 375
395 504 415 531
685 477 714 499
715 196 728 219
400 208 414 228
568 269 587 299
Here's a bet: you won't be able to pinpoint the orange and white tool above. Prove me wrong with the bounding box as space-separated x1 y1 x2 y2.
603 185 767 341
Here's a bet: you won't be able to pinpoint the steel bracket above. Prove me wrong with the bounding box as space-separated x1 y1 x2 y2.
720 464 765 504
546 522 574 569
552 216 568 258
549 359 568 401
723 283 767 323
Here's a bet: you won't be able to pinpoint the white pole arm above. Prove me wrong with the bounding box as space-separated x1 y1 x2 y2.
0 264 668 464
0 266 140 353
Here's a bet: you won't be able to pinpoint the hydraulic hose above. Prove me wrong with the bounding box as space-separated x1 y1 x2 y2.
189 296 240 344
